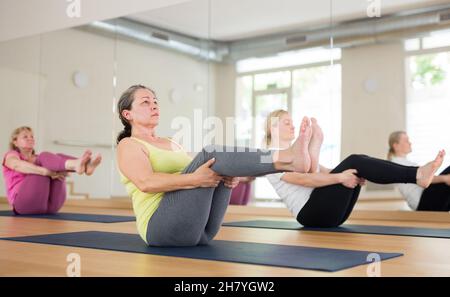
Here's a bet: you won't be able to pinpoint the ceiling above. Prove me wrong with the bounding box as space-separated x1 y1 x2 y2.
0 0 190 42
127 0 450 41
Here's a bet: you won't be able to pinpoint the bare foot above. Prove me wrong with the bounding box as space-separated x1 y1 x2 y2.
416 150 445 188
75 150 92 175
65 150 91 174
308 117 323 173
85 153 102 176
288 116 312 173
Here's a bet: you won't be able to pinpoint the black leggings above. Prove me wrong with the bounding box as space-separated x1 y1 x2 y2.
417 166 450 212
296 154 418 227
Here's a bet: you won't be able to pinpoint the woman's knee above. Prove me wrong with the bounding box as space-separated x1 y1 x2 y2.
36 151 56 166
37 151 54 160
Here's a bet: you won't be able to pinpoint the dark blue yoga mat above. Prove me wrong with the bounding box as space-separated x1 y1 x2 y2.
222 220 450 239
0 210 135 223
0 231 402 272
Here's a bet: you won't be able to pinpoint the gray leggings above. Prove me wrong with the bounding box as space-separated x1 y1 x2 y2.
146 145 281 246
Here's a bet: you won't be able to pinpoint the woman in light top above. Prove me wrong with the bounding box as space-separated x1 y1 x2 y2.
388 131 450 211
116 85 313 246
264 109 445 226
2 126 101 214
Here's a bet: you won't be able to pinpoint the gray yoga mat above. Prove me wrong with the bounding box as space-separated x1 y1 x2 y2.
0 231 402 272
0 210 135 223
222 220 450 239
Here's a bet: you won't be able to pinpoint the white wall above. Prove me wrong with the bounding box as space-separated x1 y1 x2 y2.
341 41 407 197
341 41 406 159
0 36 42 197
39 29 116 199
213 63 236 146
0 27 216 199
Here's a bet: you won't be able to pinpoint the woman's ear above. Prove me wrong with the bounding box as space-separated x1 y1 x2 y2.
122 110 132 121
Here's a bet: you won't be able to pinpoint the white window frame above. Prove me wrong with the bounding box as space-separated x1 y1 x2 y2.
403 38 450 170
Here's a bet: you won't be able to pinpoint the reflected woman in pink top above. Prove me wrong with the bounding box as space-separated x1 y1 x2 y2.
2 126 102 214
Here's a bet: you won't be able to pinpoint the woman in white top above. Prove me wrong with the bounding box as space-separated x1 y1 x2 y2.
388 131 450 211
265 109 446 227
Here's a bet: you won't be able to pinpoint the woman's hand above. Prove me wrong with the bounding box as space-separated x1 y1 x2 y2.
40 167 67 180
358 178 367 186
223 177 240 189
40 167 56 177
52 172 69 181
192 158 223 188
338 169 360 188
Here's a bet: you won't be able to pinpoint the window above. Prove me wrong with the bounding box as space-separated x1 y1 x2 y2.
235 48 342 201
405 52 450 169
292 65 341 167
404 29 450 52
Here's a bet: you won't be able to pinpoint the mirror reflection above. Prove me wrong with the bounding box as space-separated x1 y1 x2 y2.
1 1 449 223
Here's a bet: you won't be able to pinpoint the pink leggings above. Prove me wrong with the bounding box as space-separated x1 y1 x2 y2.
13 152 76 215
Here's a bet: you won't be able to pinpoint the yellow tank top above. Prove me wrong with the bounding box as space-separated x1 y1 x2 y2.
119 137 192 244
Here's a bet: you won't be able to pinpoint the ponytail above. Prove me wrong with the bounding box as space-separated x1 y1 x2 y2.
116 123 132 144
387 148 395 160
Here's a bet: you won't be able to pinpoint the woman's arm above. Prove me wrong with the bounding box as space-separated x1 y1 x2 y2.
432 174 450 185
4 154 50 176
117 138 222 193
281 169 360 188
281 172 341 188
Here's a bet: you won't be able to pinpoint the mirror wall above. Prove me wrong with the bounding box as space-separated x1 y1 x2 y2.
331 0 450 211
1 0 448 214
0 0 217 200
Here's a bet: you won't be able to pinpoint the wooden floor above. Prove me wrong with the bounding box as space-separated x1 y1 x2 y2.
1 201 450 276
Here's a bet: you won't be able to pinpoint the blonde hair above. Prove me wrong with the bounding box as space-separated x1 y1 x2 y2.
9 126 35 154
264 109 289 147
387 131 406 160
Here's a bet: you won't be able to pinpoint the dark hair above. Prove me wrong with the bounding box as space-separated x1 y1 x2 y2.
116 84 154 144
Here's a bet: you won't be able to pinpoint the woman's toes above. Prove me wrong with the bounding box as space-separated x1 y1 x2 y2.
86 154 102 176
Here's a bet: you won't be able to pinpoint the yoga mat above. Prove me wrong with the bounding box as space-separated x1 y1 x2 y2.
0 210 135 223
1 231 402 272
222 220 450 239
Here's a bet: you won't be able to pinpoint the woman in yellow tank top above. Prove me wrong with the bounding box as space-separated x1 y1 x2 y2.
116 85 313 246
